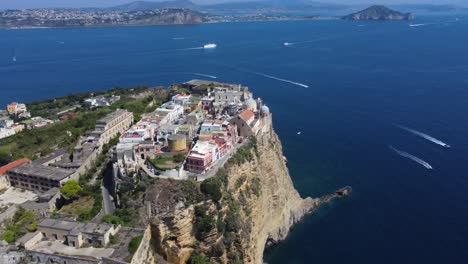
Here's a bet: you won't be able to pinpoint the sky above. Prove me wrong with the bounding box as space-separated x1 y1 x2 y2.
0 0 465 9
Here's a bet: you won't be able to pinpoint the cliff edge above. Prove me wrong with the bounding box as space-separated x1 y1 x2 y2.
138 127 350 264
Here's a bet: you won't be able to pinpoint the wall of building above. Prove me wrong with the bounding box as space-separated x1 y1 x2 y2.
24 251 100 264
0 174 10 190
130 226 153 264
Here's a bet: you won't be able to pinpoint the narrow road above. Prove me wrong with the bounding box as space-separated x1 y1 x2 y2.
101 185 115 215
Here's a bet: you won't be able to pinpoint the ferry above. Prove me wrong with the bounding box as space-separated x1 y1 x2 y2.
203 43 217 49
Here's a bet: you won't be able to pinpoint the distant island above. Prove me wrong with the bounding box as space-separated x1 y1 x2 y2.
0 2 420 28
342 5 414 21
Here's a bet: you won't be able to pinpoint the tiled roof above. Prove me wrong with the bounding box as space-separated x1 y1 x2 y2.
0 158 31 175
239 110 255 121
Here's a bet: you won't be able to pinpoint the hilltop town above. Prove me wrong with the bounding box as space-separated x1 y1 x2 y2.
0 80 269 263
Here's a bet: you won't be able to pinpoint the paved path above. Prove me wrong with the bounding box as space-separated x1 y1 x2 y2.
141 139 248 182
102 185 115 215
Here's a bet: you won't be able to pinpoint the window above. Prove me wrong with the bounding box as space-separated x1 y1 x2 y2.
53 234 58 239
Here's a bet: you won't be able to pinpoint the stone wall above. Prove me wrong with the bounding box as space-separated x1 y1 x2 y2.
24 251 100 264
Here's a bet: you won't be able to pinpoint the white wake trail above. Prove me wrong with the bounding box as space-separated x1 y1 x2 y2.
396 124 450 148
283 37 331 47
176 47 204 51
409 23 427 27
389 146 433 170
251 71 309 88
184 72 217 79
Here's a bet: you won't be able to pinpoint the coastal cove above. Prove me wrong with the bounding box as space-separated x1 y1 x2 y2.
2 16 468 263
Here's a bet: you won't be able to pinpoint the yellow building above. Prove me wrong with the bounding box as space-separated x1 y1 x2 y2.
6 102 17 114
168 134 187 152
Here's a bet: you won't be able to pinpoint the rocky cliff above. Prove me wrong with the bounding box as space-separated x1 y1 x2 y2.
138 130 350 263
342 5 414 20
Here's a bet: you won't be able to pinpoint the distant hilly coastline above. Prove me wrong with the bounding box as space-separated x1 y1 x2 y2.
109 0 197 11
342 5 414 20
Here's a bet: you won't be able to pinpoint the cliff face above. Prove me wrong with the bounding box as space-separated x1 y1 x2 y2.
342 5 414 20
142 128 350 263
130 9 206 25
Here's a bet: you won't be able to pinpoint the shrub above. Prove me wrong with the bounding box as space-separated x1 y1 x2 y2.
27 220 38 232
60 180 82 197
1 230 16 243
194 205 215 239
128 235 143 254
189 253 210 264
200 178 222 203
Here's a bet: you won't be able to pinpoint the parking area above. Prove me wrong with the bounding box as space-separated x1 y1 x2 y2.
0 187 38 208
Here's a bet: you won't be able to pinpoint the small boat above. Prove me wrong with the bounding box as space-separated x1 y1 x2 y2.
203 43 217 49
284 42 291 46
297 132 302 135
12 56 17 62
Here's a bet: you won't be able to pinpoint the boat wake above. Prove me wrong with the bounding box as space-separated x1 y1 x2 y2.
395 124 450 148
250 71 309 88
283 37 330 47
409 23 427 27
176 47 204 51
173 37 185 40
183 72 217 79
389 146 433 170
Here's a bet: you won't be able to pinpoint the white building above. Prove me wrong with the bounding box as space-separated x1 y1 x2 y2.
0 128 15 139
155 102 184 124
0 118 13 128
172 94 192 106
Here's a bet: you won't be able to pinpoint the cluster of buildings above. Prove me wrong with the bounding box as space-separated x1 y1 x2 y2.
0 102 56 140
0 109 133 194
1 217 149 264
0 102 30 139
112 80 272 180
0 8 194 27
84 95 121 108
0 109 153 264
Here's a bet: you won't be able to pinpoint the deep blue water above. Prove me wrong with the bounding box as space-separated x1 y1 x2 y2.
2 16 468 263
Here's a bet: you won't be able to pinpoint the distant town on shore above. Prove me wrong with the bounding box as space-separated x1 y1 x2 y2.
1 0 465 28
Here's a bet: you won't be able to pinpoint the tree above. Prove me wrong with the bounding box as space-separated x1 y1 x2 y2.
190 254 210 264
60 180 82 197
128 235 143 254
1 230 16 243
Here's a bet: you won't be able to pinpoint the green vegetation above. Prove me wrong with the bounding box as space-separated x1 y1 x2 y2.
59 196 95 216
76 184 103 222
200 177 223 203
194 205 215 239
189 253 211 264
59 179 103 222
149 154 185 171
228 137 258 166
102 208 137 226
60 180 82 198
0 108 111 166
128 235 143 254
109 234 119 245
181 180 203 205
0 85 168 167
1 207 39 243
200 168 229 203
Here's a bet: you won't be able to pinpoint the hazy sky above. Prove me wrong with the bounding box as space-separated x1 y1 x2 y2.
0 0 465 9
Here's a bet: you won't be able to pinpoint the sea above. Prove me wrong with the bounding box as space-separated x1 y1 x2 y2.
1 14 468 264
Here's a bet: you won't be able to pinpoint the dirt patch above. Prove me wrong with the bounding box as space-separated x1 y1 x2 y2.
59 196 94 215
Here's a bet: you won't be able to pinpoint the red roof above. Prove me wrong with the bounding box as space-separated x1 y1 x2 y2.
239 110 255 121
0 158 31 175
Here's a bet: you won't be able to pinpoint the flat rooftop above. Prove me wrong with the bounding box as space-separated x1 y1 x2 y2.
96 109 129 125
9 163 74 181
38 218 114 235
